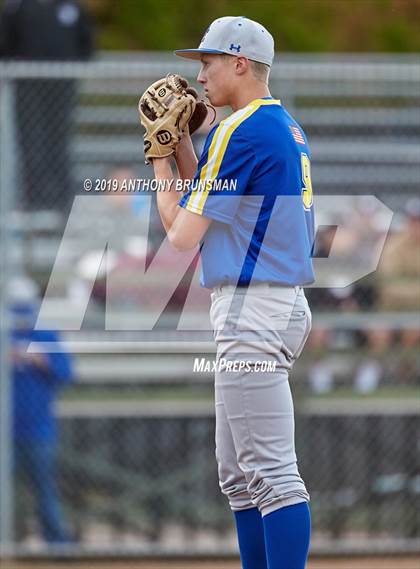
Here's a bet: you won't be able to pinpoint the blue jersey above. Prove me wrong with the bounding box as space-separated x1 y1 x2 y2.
179 98 315 288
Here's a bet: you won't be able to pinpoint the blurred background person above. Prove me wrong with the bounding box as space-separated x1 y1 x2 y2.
65 164 156 307
10 276 74 544
377 197 420 313
0 0 95 212
353 197 420 394
65 164 194 312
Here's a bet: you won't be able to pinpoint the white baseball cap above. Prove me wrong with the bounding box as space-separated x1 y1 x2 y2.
175 16 275 67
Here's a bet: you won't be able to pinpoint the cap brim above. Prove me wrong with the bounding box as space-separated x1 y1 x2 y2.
174 48 225 60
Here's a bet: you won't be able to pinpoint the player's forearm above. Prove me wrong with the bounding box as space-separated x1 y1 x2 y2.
175 134 198 181
153 157 180 232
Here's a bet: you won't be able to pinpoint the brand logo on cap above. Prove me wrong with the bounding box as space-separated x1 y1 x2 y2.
229 43 241 53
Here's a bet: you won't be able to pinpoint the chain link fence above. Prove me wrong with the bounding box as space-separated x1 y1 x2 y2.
0 54 419 557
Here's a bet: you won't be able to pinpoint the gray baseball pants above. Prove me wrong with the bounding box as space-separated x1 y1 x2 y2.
210 284 311 517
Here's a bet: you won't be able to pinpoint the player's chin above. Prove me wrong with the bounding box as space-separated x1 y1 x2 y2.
206 93 222 107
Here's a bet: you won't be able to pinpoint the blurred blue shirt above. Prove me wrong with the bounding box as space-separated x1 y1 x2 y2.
11 303 74 443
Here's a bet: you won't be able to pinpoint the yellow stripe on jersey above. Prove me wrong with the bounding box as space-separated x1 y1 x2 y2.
196 107 256 212
185 99 281 215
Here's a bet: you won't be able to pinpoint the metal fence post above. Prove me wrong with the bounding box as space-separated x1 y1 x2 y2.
0 76 17 557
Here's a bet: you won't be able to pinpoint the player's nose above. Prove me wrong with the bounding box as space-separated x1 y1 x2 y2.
197 68 206 84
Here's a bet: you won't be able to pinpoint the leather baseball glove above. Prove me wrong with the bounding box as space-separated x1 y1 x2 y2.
138 74 209 164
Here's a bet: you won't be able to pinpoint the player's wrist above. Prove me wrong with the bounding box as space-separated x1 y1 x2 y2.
178 130 193 149
153 156 172 168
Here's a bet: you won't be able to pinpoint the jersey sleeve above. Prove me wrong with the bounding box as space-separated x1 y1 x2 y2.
179 123 256 224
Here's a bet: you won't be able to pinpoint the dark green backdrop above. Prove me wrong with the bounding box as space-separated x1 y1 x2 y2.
0 0 418 52
87 0 420 52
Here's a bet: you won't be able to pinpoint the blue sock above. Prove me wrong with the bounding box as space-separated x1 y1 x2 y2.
234 507 268 569
263 502 311 569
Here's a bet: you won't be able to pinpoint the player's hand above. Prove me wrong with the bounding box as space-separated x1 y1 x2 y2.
26 352 49 369
11 347 48 369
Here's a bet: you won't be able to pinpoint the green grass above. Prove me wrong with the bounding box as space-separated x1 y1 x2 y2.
306 385 420 400
61 385 214 402
60 384 419 403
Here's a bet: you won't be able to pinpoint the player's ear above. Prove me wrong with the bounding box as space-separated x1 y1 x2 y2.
235 56 250 76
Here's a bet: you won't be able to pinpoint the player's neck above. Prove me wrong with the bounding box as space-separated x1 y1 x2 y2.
230 84 272 111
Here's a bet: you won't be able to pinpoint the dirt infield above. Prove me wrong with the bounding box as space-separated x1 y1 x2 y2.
2 557 419 569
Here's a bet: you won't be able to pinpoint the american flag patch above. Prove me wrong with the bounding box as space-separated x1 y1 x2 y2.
290 126 305 145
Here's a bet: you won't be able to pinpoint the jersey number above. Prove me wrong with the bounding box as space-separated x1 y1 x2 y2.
301 153 313 210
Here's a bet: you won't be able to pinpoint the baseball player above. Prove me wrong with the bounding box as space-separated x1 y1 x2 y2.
139 16 315 569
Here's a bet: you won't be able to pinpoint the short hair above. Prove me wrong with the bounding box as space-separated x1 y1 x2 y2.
221 53 270 83
250 60 270 83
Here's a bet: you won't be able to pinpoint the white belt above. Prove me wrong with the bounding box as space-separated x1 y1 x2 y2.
213 283 301 295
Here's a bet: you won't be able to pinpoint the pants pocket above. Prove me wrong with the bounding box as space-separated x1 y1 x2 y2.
294 308 312 359
270 306 311 360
